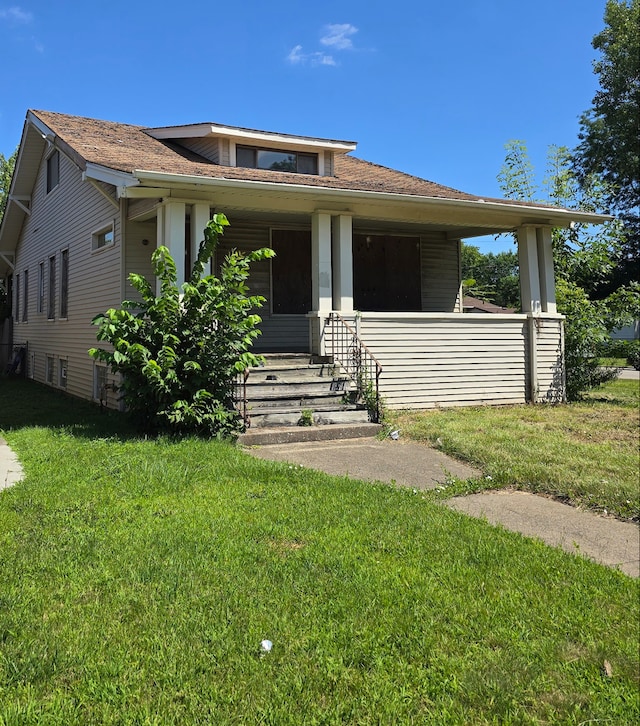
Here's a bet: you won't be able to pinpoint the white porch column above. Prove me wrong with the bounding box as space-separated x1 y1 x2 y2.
190 203 211 278
311 211 333 312
516 226 542 314
331 214 353 312
536 227 556 313
160 201 187 286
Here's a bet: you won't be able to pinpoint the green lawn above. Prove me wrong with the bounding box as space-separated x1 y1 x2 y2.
391 379 640 520
0 379 638 724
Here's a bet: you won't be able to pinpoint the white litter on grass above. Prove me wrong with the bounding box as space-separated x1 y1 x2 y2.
389 430 400 440
260 639 273 655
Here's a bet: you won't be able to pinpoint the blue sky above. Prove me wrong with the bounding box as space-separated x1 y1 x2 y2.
0 0 607 252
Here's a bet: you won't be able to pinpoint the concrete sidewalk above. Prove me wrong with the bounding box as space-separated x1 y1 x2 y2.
0 437 23 492
248 437 639 578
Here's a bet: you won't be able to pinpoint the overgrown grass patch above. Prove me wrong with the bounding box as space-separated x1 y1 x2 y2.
0 379 638 724
391 379 640 520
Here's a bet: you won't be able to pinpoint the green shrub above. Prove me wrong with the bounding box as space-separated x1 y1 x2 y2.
89 214 274 437
628 340 640 370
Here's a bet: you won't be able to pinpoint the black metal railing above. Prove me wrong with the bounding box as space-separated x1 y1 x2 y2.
234 368 250 428
326 312 383 422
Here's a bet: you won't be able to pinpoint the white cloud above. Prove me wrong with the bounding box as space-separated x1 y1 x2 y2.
287 23 357 67
0 6 33 23
320 24 357 50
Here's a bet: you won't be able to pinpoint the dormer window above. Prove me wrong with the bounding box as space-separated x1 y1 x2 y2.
236 145 318 175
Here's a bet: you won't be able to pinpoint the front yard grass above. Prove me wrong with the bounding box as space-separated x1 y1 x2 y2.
391 379 640 521
0 379 638 724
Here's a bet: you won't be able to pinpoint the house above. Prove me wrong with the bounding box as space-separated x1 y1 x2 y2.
463 296 517 315
0 110 608 411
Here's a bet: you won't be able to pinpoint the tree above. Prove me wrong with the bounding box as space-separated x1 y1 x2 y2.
0 148 17 225
89 214 275 437
461 244 520 308
499 140 639 400
572 0 640 289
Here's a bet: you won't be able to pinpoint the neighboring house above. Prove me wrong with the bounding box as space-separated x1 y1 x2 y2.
463 296 516 315
0 110 608 409
611 321 639 341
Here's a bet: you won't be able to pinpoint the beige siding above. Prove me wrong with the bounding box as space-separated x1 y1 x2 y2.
13 149 122 401
533 316 565 403
323 312 529 409
124 219 156 302
217 223 309 351
420 236 461 312
177 137 220 163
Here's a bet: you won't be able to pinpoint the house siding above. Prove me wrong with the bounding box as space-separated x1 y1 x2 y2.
324 313 529 409
12 149 122 400
177 138 220 164
533 316 565 403
420 235 461 312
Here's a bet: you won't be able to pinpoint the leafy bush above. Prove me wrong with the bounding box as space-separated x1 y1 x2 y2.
556 278 618 400
89 214 274 437
627 340 640 370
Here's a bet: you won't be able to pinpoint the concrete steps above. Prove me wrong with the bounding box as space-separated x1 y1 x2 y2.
241 353 373 438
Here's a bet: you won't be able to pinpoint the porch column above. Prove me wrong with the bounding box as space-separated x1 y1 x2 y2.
516 226 541 314
536 227 556 313
331 214 353 312
311 212 332 312
159 201 187 286
190 203 211 278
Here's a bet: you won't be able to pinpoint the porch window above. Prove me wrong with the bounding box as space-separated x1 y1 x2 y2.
38 261 44 313
353 234 422 312
237 146 318 175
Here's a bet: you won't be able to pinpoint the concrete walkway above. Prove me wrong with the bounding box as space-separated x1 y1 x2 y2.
248 437 639 578
0 437 23 492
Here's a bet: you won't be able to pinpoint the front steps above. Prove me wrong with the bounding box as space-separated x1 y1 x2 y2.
237 354 380 444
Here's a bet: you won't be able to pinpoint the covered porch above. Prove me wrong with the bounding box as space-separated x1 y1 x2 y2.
125 188 564 408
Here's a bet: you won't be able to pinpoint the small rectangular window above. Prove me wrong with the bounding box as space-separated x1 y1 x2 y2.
59 359 68 389
48 255 56 319
92 225 114 250
236 145 318 174
15 273 20 323
94 364 109 402
38 261 45 314
22 269 28 322
46 356 55 385
60 249 69 318
46 150 60 193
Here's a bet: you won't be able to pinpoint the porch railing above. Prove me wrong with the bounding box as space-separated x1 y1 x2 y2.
326 312 383 422
234 368 250 428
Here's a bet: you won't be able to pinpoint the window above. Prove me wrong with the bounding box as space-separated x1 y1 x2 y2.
48 255 56 319
15 273 19 322
38 262 45 314
46 356 55 385
60 249 68 318
92 225 114 251
22 269 28 322
236 146 318 174
46 150 60 193
94 364 108 401
59 359 68 389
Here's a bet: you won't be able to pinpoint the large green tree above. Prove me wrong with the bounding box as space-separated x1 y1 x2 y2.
499 141 639 399
461 244 520 309
572 0 640 288
0 149 17 225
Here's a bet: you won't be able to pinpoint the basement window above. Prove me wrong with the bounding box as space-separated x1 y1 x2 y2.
236 146 318 174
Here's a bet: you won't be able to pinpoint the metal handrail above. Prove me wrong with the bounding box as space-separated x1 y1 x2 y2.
326 312 383 422
234 368 250 428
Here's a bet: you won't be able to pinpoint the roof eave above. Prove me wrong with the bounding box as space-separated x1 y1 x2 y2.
129 169 611 227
